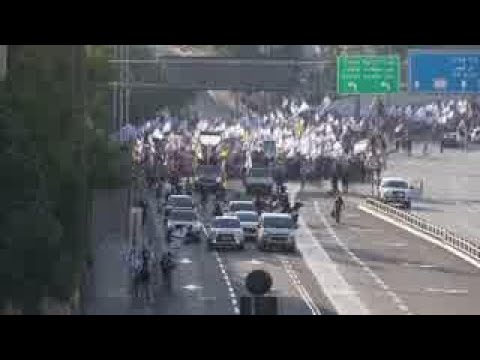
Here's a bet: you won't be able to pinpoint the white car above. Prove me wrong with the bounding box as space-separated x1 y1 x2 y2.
207 216 245 251
379 177 412 210
471 127 480 143
258 213 296 253
166 209 204 235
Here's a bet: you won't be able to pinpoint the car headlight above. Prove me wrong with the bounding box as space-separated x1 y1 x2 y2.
216 177 222 183
234 233 242 242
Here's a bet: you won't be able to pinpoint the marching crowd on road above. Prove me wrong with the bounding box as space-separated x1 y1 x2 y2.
116 94 480 303
124 96 480 192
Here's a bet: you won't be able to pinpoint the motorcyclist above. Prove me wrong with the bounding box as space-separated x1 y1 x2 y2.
291 201 303 225
184 178 193 196
200 187 208 208
214 202 223 217
185 225 201 244
270 194 279 212
255 194 265 216
282 201 292 214
160 251 175 286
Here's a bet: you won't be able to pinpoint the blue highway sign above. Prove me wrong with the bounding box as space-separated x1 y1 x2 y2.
408 50 480 93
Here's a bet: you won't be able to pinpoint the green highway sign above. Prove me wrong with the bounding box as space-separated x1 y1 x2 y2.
337 55 401 94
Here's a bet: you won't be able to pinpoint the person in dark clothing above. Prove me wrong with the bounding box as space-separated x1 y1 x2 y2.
200 187 208 209
166 227 173 245
214 202 223 217
255 195 264 216
331 175 339 194
332 194 345 224
282 201 292 214
156 178 163 200
341 174 349 194
139 200 148 227
360 159 367 184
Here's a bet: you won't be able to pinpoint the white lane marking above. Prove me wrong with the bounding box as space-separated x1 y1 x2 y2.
314 201 413 316
292 185 370 315
280 259 321 315
358 204 480 270
353 228 386 233
293 217 370 314
424 288 469 295
183 284 203 291
389 243 408 248
402 263 438 269
250 259 263 265
214 251 240 315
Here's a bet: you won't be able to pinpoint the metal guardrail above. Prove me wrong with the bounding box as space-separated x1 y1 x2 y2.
365 198 480 262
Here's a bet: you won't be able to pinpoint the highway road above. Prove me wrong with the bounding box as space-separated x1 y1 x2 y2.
83 173 480 315
383 141 480 243
296 182 480 315
83 182 336 315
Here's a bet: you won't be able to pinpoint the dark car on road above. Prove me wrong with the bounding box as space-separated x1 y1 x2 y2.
195 165 224 192
164 195 195 218
245 167 274 195
441 132 460 148
227 201 256 214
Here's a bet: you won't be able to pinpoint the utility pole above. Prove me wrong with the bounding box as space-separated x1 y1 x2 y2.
112 45 119 134
0 45 7 81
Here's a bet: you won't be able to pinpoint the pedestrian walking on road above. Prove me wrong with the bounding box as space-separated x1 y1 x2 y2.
331 193 345 224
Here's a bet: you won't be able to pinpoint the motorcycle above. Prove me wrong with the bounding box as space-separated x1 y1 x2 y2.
291 202 303 227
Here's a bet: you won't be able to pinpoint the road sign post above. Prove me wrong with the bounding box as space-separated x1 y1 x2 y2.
241 270 278 315
0 45 7 81
408 50 480 94
337 55 400 95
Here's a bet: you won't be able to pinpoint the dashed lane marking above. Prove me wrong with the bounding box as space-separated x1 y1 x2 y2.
215 251 240 315
291 187 370 315
314 201 413 316
424 288 469 295
280 258 321 315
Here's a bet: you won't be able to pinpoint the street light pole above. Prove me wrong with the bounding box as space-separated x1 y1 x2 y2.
126 44 130 126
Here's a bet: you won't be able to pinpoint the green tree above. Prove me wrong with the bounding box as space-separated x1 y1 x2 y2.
0 45 124 313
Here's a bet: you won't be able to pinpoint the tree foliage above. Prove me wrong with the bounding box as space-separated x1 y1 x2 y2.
0 45 123 313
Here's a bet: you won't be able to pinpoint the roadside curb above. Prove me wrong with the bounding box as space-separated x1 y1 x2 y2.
291 186 370 315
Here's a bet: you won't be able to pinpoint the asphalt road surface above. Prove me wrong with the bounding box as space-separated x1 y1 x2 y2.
383 140 480 243
83 182 336 315
83 175 480 315
297 181 480 315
